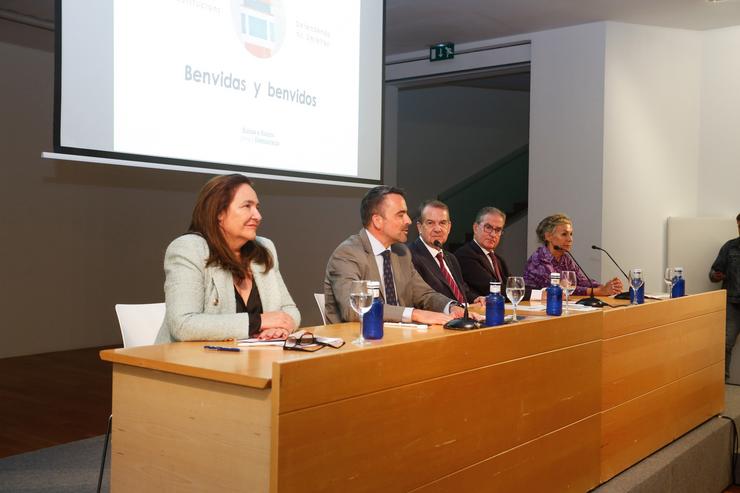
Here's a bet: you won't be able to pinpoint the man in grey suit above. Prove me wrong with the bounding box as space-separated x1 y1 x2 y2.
324 186 468 324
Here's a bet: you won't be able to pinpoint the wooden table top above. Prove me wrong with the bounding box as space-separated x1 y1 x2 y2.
98 295 643 390
100 322 465 389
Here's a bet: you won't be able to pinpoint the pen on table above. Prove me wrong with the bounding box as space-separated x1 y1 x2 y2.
203 345 241 352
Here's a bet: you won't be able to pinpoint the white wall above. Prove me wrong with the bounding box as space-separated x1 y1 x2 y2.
699 26 740 218
527 23 607 279
667 217 738 295
601 23 702 293
528 21 735 293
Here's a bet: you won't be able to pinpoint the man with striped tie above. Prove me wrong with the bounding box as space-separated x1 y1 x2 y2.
324 186 470 325
409 200 486 307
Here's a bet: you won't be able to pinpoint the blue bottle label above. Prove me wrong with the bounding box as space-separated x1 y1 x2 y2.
486 293 505 326
546 285 562 316
671 278 685 298
363 298 384 339
629 284 645 304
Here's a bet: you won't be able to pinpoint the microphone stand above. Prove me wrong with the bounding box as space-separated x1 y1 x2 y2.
592 245 630 300
444 303 479 330
554 246 608 308
436 239 480 330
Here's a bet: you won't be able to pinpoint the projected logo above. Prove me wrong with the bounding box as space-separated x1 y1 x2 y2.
232 0 286 58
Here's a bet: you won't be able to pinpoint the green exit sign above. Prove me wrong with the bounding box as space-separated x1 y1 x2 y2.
430 42 454 62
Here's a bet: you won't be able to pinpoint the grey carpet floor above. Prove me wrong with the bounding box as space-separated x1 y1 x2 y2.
0 436 109 493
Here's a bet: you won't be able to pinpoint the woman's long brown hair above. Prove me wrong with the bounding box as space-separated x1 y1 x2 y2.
189 174 273 280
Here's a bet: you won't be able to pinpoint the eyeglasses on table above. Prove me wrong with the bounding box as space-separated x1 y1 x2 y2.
283 330 345 352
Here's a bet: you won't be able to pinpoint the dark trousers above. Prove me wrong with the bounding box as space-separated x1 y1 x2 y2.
726 301 740 379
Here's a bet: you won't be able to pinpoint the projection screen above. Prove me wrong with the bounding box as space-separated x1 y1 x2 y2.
53 0 384 186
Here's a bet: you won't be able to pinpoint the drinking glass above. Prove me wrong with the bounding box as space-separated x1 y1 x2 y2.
629 269 644 305
664 267 675 296
506 276 526 322
560 271 577 314
349 280 373 346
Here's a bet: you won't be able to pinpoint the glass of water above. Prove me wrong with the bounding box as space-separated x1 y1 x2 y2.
349 280 373 346
664 267 675 296
506 276 526 322
629 269 644 305
560 270 577 314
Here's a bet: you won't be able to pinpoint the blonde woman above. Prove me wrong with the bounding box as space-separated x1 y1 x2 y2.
523 214 622 295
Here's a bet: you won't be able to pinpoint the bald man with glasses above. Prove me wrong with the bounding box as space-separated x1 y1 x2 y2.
456 206 529 300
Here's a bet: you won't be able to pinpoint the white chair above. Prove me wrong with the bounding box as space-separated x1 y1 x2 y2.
314 293 327 325
115 303 166 348
98 302 165 492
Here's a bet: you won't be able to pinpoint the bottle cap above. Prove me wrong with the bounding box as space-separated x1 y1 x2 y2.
633 268 642 274
550 272 560 279
489 281 501 293
675 267 683 272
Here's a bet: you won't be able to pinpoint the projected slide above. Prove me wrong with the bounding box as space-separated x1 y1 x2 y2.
113 0 363 177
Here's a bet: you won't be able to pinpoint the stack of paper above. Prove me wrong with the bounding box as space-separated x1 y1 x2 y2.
506 304 546 312
237 339 285 347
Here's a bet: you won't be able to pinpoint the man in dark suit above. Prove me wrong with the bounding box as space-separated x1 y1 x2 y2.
409 200 485 305
324 186 474 325
457 206 529 300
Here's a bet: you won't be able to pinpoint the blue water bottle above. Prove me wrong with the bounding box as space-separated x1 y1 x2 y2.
486 281 505 326
546 273 563 316
671 267 685 298
629 268 645 304
363 281 384 339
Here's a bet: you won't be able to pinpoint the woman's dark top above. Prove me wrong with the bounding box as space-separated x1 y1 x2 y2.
235 285 263 336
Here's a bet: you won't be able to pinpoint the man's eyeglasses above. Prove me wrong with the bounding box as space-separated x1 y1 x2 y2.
481 224 504 236
283 331 345 352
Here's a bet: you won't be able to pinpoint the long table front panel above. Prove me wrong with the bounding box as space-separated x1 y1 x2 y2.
100 291 726 492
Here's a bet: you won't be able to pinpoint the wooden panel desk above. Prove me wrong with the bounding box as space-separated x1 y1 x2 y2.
599 290 725 481
100 291 724 492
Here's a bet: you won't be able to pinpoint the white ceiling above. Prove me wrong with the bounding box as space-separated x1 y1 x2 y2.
385 0 740 54
4 0 740 56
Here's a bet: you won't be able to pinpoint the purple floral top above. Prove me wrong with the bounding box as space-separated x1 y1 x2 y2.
523 245 599 295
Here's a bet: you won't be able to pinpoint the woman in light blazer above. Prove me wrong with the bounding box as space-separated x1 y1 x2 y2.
156 174 300 343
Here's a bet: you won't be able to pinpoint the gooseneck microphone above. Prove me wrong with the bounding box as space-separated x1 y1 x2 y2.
439 240 479 330
591 245 630 300
553 246 608 308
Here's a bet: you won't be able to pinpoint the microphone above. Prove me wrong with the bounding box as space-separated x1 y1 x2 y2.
553 246 608 307
591 245 630 300
438 240 479 330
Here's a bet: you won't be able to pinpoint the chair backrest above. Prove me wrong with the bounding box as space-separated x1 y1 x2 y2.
115 303 166 348
313 293 327 325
